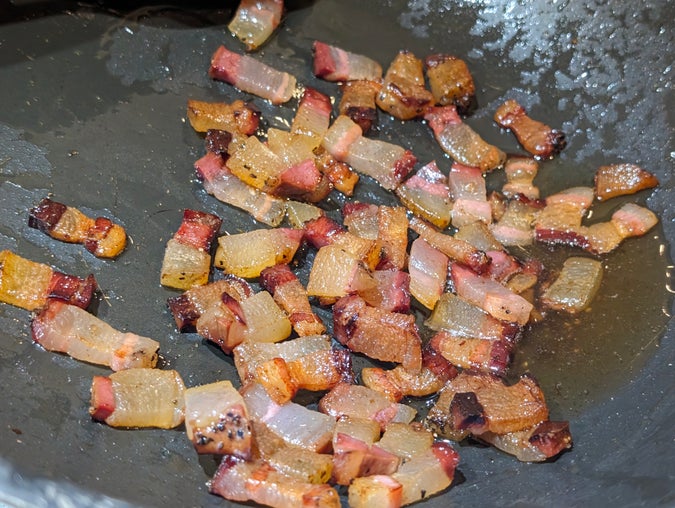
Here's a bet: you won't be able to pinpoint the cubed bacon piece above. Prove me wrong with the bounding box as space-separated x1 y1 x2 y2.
375 206 409 270
425 292 522 343
242 382 335 452
429 330 512 376
408 237 448 310
209 45 296 104
205 129 233 156
195 152 286 227
323 115 417 190
594 163 659 201
395 160 453 229
319 383 416 431
312 40 383 82
260 264 326 336
339 79 381 133
160 209 222 290
361 347 457 402
342 201 380 240
541 257 603 313
534 186 594 248
239 290 293 344
0 250 96 311
611 202 659 238
451 263 533 326
265 446 334 485
285 200 324 228
306 245 376 303
214 227 303 278
349 442 459 508
494 99 566 158
28 198 126 258
377 422 435 460
228 0 283 51
409 216 490 274
484 249 522 284
167 277 252 353
448 162 491 227
490 196 542 247
332 433 401 486
376 50 434 120
227 135 287 192
426 372 549 437
479 420 573 462
184 380 252 457
186 99 260 136
359 269 411 313
32 300 159 371
291 87 333 146
275 158 326 200
455 220 504 252
211 456 340 507
333 294 422 373
425 53 476 114
502 156 540 199
314 148 360 196
304 215 380 269
425 105 506 172
234 335 332 382
90 368 185 429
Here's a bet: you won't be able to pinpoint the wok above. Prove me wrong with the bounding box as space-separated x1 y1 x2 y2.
0 1 673 506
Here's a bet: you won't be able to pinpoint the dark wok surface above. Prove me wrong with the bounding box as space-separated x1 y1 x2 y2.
0 1 673 507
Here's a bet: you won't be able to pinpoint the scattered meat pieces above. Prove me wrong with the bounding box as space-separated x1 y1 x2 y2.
594 163 659 201
306 244 376 302
214 227 304 278
195 151 286 226
339 79 381 133
332 432 401 485
210 456 340 507
426 372 549 438
479 420 572 462
502 156 540 199
209 45 296 104
425 105 506 172
429 330 512 376
242 382 336 452
0 250 96 311
28 198 126 259
319 383 416 431
186 99 260 136
323 115 416 190
395 160 453 229
534 186 594 248
451 263 533 326
90 368 186 429
312 40 383 82
228 0 284 51
32 300 159 371
541 257 603 313
448 162 492 227
611 202 659 239
409 216 491 274
260 264 326 336
377 422 435 460
160 209 222 290
184 380 252 457
333 294 422 373
314 148 360 196
425 54 476 114
408 237 448 310
376 50 435 120
494 99 566 158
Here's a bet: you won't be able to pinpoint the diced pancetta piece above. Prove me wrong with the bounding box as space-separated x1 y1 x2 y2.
339 79 381 133
502 156 540 199
228 0 284 51
376 50 434 120
594 163 659 201
408 237 448 310
540 256 603 313
312 40 383 82
425 53 476 114
186 99 260 136
448 162 491 227
395 160 453 229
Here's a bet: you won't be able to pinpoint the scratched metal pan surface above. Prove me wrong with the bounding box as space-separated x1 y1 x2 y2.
0 0 673 506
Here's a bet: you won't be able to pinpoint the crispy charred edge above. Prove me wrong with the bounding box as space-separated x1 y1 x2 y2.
28 198 67 233
192 403 252 458
534 228 590 249
205 129 233 156
344 105 377 134
89 375 115 422
429 332 514 377
259 263 298 293
47 272 97 309
424 53 477 116
208 45 239 84
174 209 223 251
422 343 459 382
450 391 487 433
528 420 573 458
167 294 199 332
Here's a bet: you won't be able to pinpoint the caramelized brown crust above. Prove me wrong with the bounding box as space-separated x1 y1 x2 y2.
425 54 477 115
